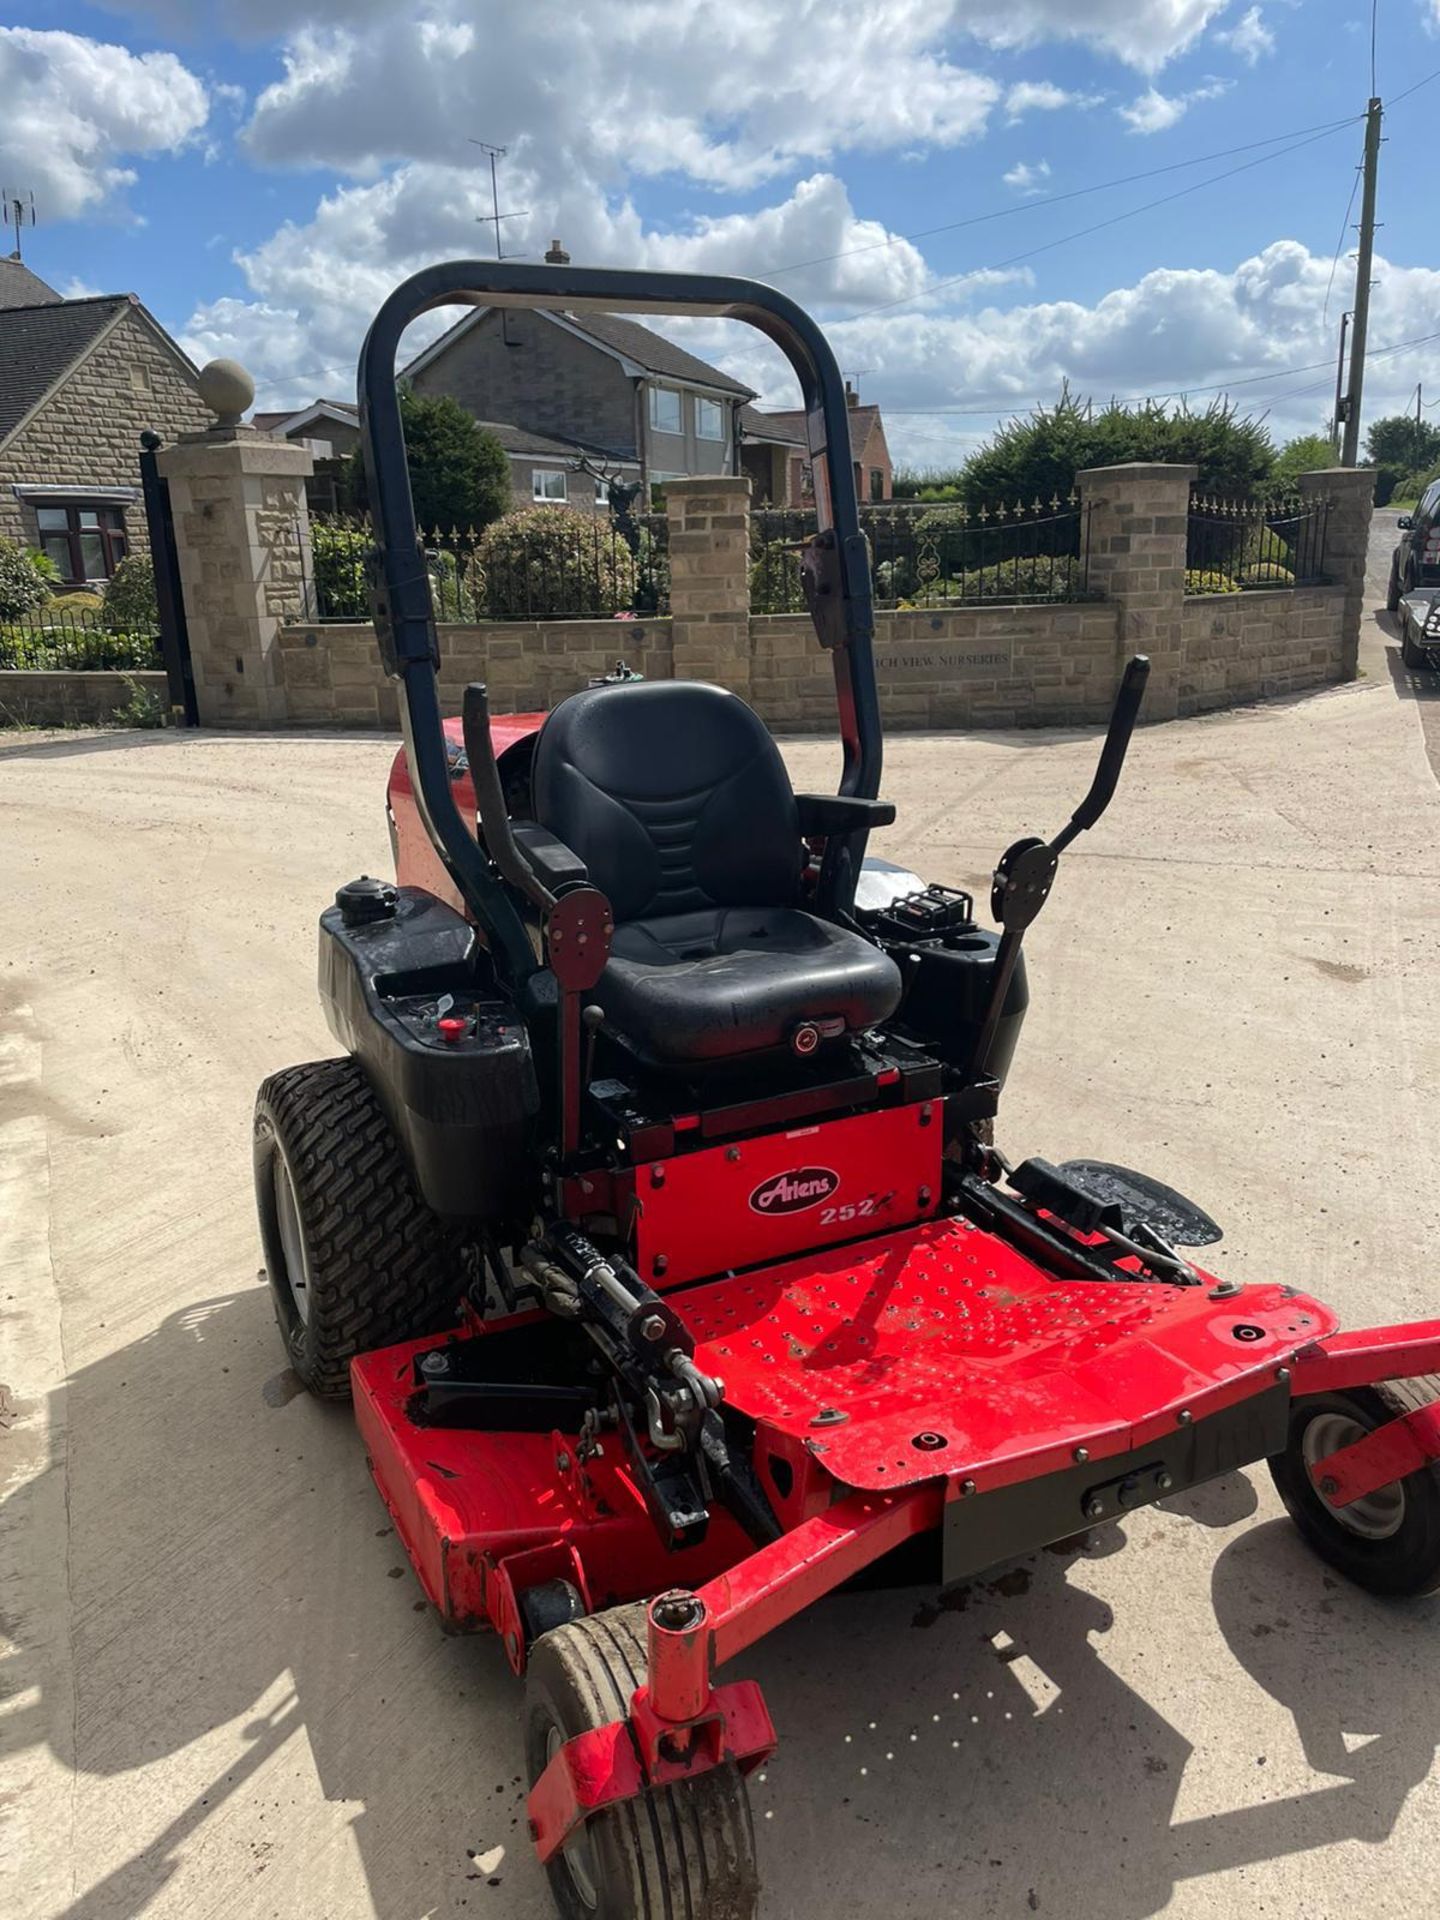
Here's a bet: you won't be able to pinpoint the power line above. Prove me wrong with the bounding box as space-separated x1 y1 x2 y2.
838 118 1358 322
760 113 1364 280
877 325 1440 421
1322 148 1362 324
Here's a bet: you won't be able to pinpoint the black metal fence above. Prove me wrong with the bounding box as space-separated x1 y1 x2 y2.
750 497 1093 613
302 509 671 623
1185 492 1330 592
0 602 162 671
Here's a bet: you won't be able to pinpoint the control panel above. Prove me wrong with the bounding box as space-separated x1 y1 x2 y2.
385 990 527 1054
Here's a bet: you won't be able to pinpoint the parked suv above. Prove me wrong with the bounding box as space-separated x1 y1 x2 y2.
1386 478 1440 609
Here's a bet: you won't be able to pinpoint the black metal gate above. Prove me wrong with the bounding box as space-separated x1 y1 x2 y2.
138 430 197 726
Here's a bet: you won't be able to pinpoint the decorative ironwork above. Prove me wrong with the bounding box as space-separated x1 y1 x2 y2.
301 510 670 622
749 498 1093 613
1185 491 1331 592
0 601 161 671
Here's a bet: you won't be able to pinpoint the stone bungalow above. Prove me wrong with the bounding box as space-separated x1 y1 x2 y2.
0 255 207 582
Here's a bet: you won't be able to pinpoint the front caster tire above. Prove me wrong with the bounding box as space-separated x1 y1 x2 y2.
524 1604 760 1920
1269 1378 1440 1596
254 1057 462 1400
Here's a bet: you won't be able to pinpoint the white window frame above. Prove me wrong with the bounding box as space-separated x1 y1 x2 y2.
648 385 683 435
694 396 725 442
593 476 610 508
532 468 568 503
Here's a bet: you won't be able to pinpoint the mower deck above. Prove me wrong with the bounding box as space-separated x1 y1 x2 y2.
354 1215 1341 1648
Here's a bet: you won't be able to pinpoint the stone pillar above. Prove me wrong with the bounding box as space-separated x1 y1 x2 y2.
1298 466 1374 682
665 475 752 696
1077 461 1195 722
157 363 314 726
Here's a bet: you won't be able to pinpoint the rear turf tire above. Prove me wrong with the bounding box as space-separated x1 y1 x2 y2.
1269 1377 1440 1597
253 1057 463 1400
524 1604 760 1920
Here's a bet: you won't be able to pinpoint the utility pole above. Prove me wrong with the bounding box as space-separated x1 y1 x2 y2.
1416 381 1424 466
1330 309 1353 457
1340 96 1383 467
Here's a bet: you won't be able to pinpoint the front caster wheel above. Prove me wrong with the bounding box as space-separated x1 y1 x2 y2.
1269 1378 1440 1596
524 1604 760 1920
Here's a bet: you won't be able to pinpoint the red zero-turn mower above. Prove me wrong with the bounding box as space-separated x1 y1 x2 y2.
255 263 1440 1919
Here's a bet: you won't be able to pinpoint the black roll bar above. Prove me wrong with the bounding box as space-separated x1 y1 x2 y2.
356 262 880 983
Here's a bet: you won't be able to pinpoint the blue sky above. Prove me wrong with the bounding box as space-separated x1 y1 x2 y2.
4 2 1440 466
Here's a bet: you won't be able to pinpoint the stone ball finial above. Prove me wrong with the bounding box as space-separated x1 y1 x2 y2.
197 358 256 427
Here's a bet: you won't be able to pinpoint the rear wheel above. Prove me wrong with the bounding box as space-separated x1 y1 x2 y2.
524 1604 759 1920
254 1057 463 1399
1269 1378 1440 1596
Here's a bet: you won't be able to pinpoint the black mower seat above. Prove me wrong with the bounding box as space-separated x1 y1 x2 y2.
532 680 902 1064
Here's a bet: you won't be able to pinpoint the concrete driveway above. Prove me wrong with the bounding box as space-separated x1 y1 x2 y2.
3 513 1439 1920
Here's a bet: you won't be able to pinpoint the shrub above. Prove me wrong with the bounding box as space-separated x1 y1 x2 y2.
1240 524 1294 573
310 518 369 619
101 554 159 635
0 540 54 619
749 544 805 613
479 506 637 619
114 674 168 728
1237 562 1296 588
954 555 1092 602
342 388 511 532
1268 432 1334 495
1185 569 1241 595
960 388 1276 508
0 618 158 670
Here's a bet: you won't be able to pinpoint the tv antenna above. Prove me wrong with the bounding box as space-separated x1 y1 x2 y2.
3 189 35 260
466 141 529 261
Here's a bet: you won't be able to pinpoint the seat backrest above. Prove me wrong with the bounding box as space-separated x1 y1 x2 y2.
532 680 801 922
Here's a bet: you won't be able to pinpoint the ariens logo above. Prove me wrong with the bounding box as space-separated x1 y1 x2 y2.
748 1167 840 1215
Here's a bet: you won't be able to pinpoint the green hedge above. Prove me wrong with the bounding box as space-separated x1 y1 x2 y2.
1185 569 1241 595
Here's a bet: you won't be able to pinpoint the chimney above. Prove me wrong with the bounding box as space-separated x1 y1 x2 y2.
545 239 570 265
844 380 859 409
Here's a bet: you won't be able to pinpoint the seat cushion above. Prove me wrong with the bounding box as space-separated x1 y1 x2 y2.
599 906 903 1064
533 681 802 921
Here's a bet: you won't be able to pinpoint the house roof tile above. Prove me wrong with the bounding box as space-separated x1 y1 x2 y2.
0 294 131 446
0 257 61 311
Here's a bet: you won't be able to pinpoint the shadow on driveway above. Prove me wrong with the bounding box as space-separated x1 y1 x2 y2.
8 1286 1438 1920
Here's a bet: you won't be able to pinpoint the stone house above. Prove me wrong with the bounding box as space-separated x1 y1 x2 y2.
401 253 755 501
0 256 207 582
740 384 893 506
251 398 363 459
254 395 641 518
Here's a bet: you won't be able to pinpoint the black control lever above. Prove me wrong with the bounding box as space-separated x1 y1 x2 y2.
1050 653 1151 854
461 682 555 913
970 655 1149 1082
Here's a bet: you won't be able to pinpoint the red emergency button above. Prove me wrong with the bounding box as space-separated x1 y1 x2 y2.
437 1015 468 1043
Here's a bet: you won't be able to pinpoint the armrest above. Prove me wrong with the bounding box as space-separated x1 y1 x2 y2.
795 793 897 836
511 822 589 891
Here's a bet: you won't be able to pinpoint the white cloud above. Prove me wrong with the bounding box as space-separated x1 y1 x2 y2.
1003 160 1052 195
0 27 209 220
955 0 1229 72
1005 80 1102 119
243 7 1000 192
1118 76 1230 133
1118 87 1188 134
181 168 934 406
1216 6 1275 63
826 242 1440 469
